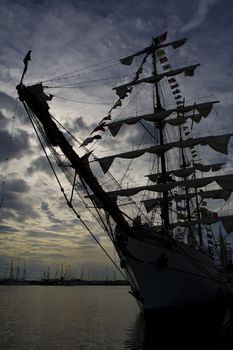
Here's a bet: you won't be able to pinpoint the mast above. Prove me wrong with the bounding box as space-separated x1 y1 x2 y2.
16 258 20 281
22 261 26 280
9 259 13 280
16 83 130 233
177 116 193 242
152 47 170 231
193 169 203 245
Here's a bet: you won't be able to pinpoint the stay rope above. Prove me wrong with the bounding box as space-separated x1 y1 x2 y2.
40 60 120 84
23 102 128 281
0 100 18 209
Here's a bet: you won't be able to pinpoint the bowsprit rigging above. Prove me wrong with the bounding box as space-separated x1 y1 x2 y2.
18 81 131 282
16 32 233 327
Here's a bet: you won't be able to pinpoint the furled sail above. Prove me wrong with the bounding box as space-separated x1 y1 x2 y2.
89 188 231 211
107 101 218 137
148 215 233 234
94 174 233 199
146 162 225 182
113 64 200 99
96 134 232 173
142 189 231 213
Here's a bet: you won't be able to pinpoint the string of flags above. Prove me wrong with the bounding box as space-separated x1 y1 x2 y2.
80 51 151 147
156 46 198 161
205 226 215 259
20 50 32 84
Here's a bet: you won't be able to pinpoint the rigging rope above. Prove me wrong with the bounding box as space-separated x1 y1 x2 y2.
23 103 128 281
44 75 127 89
51 94 113 105
40 60 120 84
0 101 18 209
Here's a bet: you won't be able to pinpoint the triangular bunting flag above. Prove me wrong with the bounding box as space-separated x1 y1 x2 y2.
163 64 172 70
120 55 134 66
168 78 176 84
81 135 102 147
91 122 106 134
159 57 168 64
153 31 168 46
171 83 179 89
171 38 187 49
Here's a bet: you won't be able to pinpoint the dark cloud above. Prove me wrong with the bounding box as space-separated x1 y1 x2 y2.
0 99 30 165
0 225 19 234
180 0 219 33
40 200 63 224
70 116 90 134
1 200 39 221
26 155 52 175
0 128 31 163
0 91 28 124
12 129 32 158
0 110 10 128
0 178 39 222
0 129 14 162
61 116 92 145
5 178 30 193
0 91 17 113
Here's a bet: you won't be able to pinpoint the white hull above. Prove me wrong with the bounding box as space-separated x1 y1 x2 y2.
117 233 227 312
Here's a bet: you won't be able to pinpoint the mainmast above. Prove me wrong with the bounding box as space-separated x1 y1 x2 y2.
177 117 194 242
152 47 170 231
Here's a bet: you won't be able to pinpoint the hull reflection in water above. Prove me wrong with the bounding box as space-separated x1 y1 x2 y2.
125 304 233 349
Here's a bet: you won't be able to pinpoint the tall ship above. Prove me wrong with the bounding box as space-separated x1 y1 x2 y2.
16 32 233 319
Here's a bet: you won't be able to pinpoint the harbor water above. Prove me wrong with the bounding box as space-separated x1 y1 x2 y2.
0 285 232 349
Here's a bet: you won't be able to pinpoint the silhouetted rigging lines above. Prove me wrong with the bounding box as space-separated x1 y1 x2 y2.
0 101 18 210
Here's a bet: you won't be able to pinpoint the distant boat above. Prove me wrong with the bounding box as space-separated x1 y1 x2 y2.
16 32 233 322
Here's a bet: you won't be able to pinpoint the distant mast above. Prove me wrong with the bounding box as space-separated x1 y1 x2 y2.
10 259 14 280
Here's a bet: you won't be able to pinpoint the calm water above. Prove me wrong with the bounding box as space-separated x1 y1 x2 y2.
0 285 233 349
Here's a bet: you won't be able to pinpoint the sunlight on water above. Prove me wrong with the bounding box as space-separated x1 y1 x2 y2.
0 286 138 349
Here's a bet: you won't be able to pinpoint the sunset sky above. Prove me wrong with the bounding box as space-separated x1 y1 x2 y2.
0 0 233 279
